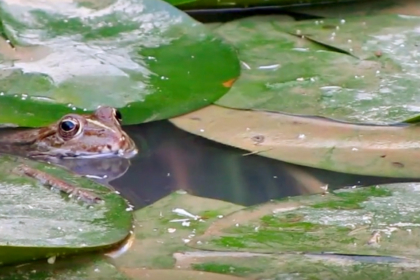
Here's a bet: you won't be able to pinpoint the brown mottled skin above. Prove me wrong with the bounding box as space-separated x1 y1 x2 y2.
0 106 138 160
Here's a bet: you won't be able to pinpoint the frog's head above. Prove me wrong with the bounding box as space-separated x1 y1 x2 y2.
24 106 138 159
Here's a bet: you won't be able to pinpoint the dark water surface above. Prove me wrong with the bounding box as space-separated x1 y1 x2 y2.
110 120 416 209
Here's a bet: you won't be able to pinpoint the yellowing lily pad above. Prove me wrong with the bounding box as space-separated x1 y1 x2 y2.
170 105 420 178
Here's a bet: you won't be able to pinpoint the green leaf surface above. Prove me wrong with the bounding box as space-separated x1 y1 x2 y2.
0 154 132 266
112 190 244 269
188 183 420 258
214 14 420 124
170 105 420 178
0 255 130 280
176 251 420 280
0 0 240 127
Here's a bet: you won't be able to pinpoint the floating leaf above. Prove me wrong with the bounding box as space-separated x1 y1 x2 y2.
214 14 420 124
112 191 243 269
174 249 420 279
287 0 420 18
170 105 420 178
0 155 132 266
189 183 420 258
175 0 360 10
0 0 240 127
122 268 246 280
0 255 130 280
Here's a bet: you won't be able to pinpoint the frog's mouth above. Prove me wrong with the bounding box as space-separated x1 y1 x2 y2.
29 143 139 160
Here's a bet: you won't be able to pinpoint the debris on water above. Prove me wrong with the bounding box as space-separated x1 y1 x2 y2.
168 228 176 233
47 256 56 264
172 208 200 220
169 218 190 223
321 184 329 195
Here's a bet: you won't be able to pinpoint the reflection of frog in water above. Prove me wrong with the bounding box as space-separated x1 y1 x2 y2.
0 106 138 184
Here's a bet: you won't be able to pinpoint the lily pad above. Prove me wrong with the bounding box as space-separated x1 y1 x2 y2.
121 268 247 280
0 154 132 266
214 14 420 124
176 0 361 10
0 255 130 280
170 105 420 178
175 251 420 279
188 183 420 258
287 0 420 18
0 0 240 127
112 190 244 269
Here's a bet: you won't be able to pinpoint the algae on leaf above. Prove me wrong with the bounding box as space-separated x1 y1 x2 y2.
113 190 244 270
189 183 420 258
0 155 132 266
214 14 420 124
0 0 240 127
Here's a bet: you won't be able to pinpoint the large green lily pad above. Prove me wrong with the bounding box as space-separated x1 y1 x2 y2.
170 105 420 178
0 0 240 127
0 154 132 265
214 14 420 124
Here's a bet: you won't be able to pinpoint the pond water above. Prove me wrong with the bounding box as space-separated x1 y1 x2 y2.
110 120 416 209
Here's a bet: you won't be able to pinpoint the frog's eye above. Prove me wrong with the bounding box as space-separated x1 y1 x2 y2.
114 109 123 123
58 118 81 139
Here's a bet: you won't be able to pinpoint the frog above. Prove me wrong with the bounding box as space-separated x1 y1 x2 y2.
0 106 138 161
